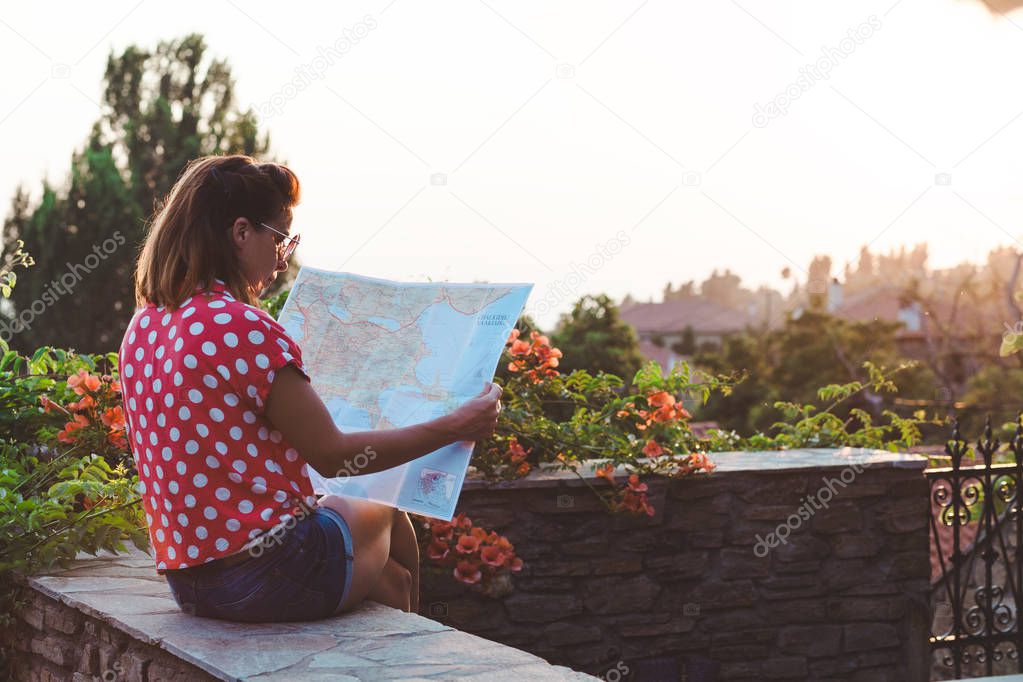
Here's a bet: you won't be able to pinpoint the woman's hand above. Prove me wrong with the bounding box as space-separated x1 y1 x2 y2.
449 381 503 442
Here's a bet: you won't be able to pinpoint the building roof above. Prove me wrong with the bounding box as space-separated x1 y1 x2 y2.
621 298 750 335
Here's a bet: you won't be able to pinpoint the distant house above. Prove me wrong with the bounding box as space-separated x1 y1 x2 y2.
620 298 754 370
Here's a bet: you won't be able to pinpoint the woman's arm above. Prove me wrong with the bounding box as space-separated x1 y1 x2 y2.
265 365 502 478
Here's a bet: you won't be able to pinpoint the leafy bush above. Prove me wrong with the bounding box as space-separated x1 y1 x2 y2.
0 339 146 629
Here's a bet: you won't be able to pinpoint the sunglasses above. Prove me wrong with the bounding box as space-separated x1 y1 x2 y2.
260 222 301 261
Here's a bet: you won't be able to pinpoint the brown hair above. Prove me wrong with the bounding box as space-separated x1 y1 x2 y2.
134 154 301 309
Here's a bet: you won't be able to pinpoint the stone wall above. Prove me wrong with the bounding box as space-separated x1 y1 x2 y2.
3 550 592 681
5 586 210 682
419 449 932 681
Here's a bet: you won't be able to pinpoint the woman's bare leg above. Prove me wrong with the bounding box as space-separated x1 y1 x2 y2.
317 495 398 611
387 511 420 612
366 557 412 611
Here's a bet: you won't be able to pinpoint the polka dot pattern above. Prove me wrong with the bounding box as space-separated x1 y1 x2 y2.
118 279 313 572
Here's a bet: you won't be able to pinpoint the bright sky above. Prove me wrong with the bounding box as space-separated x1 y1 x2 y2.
3 0 1023 328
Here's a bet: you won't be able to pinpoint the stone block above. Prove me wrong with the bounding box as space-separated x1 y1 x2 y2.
762 656 808 678
774 535 831 563
688 530 725 548
30 632 76 667
843 622 899 652
832 533 883 558
778 624 842 656
686 580 756 609
763 598 827 624
644 551 709 578
19 601 45 631
583 575 661 614
735 475 809 504
775 559 822 575
720 547 771 580
827 596 906 622
811 502 863 534
592 557 643 575
758 575 824 600
619 617 695 637
43 600 81 635
879 496 928 533
542 622 603 646
504 592 583 623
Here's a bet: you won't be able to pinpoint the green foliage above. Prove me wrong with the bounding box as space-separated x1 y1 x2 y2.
0 338 145 618
550 294 645 385
260 287 291 319
0 240 33 299
693 310 936 434
1 34 274 353
738 361 940 452
0 443 146 577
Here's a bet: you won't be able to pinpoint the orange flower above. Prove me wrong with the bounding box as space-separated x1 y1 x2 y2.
509 339 532 356
689 452 716 473
595 463 616 482
493 536 514 553
109 379 122 394
480 545 506 567
456 534 481 554
642 439 665 458
516 461 531 476
647 391 675 408
454 560 482 584
505 556 523 572
454 513 473 530
507 328 521 343
431 521 454 542
506 438 530 463
67 370 101 395
619 489 655 517
68 395 97 412
626 474 648 493
100 406 125 430
57 414 90 443
39 395 57 413
470 527 489 542
427 539 450 561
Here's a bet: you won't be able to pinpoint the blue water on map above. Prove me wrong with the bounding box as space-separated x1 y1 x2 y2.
324 396 373 430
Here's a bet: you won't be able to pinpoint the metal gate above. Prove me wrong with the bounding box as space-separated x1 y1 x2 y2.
929 419 1023 679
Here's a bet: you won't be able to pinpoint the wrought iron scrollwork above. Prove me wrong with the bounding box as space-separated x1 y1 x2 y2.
929 415 1023 679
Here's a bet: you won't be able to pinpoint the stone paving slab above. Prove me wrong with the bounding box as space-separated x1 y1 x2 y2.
28 548 594 681
463 446 928 489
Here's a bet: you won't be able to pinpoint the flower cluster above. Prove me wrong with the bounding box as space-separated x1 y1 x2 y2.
421 512 522 597
506 329 563 383
617 389 692 432
596 465 655 517
44 370 126 451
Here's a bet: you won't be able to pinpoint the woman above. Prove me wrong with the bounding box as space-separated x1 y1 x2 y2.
118 154 502 622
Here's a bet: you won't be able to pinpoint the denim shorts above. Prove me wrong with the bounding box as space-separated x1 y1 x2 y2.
164 506 355 622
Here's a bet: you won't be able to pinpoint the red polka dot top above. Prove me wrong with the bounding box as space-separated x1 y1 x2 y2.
118 279 317 572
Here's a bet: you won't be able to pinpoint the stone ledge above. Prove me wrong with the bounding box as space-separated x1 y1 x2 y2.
15 549 594 681
463 447 928 490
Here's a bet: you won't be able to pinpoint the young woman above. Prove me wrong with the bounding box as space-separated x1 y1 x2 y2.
118 154 502 622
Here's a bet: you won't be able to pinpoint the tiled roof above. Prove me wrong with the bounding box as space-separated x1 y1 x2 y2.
620 299 750 334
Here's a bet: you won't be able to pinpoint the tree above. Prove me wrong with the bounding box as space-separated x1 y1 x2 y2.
551 294 645 383
1 34 278 353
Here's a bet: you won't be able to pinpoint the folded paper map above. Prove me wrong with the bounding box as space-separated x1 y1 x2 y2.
277 267 533 520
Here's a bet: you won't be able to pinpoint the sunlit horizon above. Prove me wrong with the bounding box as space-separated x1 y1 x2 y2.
4 0 1023 328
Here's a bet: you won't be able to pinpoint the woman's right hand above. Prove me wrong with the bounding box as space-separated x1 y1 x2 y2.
449 381 503 442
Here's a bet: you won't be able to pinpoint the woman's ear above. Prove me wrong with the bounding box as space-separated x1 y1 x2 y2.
229 217 252 250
